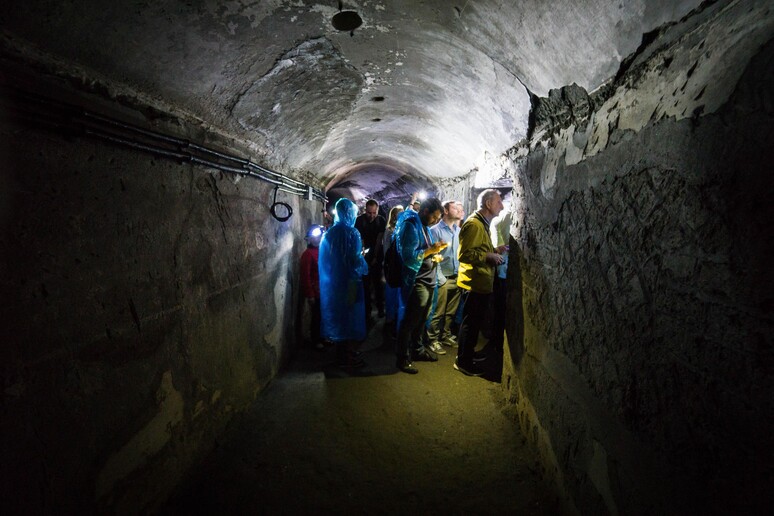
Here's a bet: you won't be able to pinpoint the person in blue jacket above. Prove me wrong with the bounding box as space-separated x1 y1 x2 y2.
394 197 447 374
319 197 370 369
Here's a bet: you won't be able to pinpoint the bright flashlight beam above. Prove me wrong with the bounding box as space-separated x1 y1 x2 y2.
310 227 323 237
418 191 427 200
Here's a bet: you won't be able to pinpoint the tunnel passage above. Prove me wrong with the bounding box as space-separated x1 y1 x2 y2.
325 160 442 215
1 1 773 514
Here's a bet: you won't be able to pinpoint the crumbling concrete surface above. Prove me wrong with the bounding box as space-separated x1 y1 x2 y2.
500 2 774 514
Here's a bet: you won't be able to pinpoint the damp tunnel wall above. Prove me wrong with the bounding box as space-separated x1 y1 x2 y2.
0 0 772 513
0 72 321 512
497 3 774 515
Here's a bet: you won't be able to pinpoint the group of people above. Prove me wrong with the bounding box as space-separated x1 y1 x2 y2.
299 189 510 376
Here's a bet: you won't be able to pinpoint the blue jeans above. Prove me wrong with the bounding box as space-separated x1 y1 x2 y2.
427 276 461 343
396 282 434 361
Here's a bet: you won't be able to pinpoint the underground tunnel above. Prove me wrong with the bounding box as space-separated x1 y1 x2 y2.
1 0 772 514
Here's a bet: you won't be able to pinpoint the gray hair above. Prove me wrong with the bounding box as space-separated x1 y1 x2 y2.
477 189 500 210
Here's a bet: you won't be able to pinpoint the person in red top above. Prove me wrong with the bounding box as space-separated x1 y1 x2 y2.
300 224 325 350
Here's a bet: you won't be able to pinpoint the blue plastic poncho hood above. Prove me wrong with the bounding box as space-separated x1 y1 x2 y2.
333 197 358 227
393 208 437 326
394 209 434 287
318 198 369 342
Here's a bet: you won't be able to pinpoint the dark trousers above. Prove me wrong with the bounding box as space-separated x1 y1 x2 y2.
489 277 506 351
396 282 434 361
457 290 491 364
427 276 461 343
362 267 384 317
310 298 321 344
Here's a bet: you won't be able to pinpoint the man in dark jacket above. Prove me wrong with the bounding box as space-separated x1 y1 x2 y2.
355 199 387 324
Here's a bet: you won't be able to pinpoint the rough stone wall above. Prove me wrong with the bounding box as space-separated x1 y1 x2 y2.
436 174 474 214
501 2 774 514
0 73 318 512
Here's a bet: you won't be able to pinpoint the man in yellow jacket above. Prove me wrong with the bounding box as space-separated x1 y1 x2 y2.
455 189 508 376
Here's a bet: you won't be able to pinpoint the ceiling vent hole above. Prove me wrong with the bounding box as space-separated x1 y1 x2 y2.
371 96 385 102
332 11 362 31
372 118 382 122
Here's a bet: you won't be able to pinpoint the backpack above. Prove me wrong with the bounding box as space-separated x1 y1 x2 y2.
383 238 403 288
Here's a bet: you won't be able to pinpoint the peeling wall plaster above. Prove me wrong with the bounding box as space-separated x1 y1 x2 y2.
530 1 774 201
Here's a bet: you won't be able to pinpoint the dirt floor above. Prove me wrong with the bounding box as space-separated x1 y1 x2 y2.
166 319 569 514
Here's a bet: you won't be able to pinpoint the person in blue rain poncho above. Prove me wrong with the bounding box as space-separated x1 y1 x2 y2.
393 197 447 374
319 197 369 369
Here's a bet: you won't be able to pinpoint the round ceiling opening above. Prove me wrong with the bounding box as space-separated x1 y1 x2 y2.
331 11 363 32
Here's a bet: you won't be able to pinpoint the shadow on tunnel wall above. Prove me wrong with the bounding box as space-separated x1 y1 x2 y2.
504 237 525 368
0 68 318 513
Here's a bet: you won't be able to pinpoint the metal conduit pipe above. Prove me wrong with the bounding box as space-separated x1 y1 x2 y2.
2 87 327 203
83 111 183 146
82 110 315 195
88 130 306 198
85 129 190 161
84 111 310 192
80 110 322 199
88 128 309 198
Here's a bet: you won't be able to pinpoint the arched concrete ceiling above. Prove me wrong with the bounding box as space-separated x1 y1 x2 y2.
0 0 702 189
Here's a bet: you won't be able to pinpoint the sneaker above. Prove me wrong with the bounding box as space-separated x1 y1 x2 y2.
472 351 487 362
442 336 458 347
412 349 438 362
397 359 418 374
454 359 484 377
428 341 447 355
